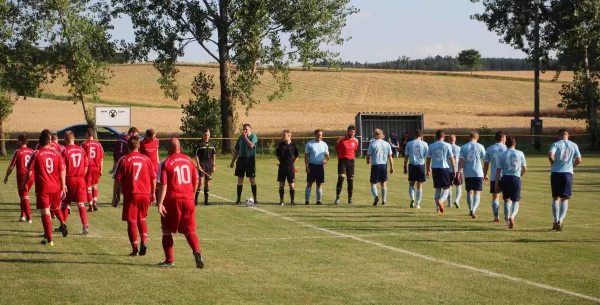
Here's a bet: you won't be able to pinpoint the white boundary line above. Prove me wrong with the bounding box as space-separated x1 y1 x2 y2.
210 194 600 303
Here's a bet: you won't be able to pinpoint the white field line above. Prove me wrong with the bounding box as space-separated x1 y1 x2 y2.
210 194 600 303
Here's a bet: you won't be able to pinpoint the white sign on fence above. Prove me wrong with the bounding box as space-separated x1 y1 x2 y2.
95 107 131 127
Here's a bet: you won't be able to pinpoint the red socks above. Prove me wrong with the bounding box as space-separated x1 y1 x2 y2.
87 189 93 205
61 205 70 223
20 197 31 220
185 232 201 252
41 214 53 242
127 221 138 247
92 188 98 204
162 231 174 262
138 218 148 243
78 205 88 226
52 208 65 224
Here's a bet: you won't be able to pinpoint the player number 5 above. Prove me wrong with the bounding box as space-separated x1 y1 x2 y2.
90 147 96 159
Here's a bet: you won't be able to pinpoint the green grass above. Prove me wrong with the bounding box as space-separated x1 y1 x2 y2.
1 156 599 304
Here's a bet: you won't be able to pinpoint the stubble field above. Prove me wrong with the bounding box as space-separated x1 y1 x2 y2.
14 64 583 136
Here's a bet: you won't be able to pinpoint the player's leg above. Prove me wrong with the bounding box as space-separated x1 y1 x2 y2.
195 175 204 206
179 199 204 269
86 186 94 211
288 181 296 205
51 192 68 237
492 192 501 222
279 181 286 205
277 165 286 205
288 164 296 205
335 161 345 204
471 179 482 218
78 202 88 234
248 159 257 204
315 166 324 205
204 179 211 206
122 198 139 255
234 158 246 204
346 161 355 204
38 193 54 245
408 181 416 207
370 165 379 206
305 165 315 205
235 176 244 204
381 180 388 205
92 184 99 211
159 199 179 266
137 196 150 255
416 182 424 208
249 177 257 204
557 173 572 231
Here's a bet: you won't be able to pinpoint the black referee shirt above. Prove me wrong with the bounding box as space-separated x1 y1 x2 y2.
195 141 216 163
276 141 299 164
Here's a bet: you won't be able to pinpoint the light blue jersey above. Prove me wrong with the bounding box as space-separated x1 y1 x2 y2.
549 140 581 174
450 144 460 167
368 139 392 165
484 143 507 181
427 141 453 169
305 140 329 165
497 149 527 178
405 139 428 166
459 141 486 178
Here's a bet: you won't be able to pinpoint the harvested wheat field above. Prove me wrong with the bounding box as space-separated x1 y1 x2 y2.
29 64 586 135
452 70 575 81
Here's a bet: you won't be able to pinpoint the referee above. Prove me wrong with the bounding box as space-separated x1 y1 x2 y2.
304 129 330 205
195 129 217 206
276 129 299 206
229 124 258 205
334 125 358 205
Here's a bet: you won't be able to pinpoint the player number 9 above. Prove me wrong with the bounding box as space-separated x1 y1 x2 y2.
45 158 54 174
25 155 31 166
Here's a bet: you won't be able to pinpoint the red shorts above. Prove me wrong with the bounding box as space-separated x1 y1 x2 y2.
122 194 150 222
86 167 102 186
17 174 34 199
65 177 87 203
161 198 196 234
36 192 61 210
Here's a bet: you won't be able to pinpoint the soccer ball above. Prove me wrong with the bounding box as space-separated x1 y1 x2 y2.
244 197 255 207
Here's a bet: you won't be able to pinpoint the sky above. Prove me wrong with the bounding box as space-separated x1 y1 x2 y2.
109 0 528 63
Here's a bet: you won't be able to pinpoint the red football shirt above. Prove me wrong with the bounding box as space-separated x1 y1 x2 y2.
335 137 358 160
114 152 156 195
62 144 89 177
10 147 34 175
140 138 159 172
28 148 65 194
51 142 65 154
81 140 105 168
113 135 131 160
158 153 198 200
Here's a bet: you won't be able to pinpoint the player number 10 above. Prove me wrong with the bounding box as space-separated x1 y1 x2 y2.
174 165 191 184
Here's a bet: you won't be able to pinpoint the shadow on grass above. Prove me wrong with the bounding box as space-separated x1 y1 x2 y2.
0 250 115 257
0 258 154 267
389 238 600 244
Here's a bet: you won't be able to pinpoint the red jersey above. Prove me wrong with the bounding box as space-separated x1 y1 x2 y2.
140 138 159 172
62 144 89 177
113 134 131 160
81 139 105 168
28 148 65 194
36 142 65 154
114 152 156 195
10 147 34 175
335 137 358 160
158 153 198 200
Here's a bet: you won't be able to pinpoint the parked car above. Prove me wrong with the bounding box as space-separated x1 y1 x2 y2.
56 124 134 153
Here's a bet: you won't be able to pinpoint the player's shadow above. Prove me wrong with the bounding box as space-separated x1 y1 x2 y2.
0 250 114 257
335 225 508 232
0 258 154 267
403 238 600 244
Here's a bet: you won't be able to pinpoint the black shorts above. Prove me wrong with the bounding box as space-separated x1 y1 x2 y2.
370 164 388 184
432 168 451 189
198 161 212 180
465 177 483 192
551 173 573 199
490 180 503 194
234 158 256 178
278 163 296 183
408 164 426 182
501 176 521 202
307 164 325 184
337 159 355 178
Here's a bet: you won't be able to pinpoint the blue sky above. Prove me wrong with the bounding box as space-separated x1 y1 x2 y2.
110 0 527 63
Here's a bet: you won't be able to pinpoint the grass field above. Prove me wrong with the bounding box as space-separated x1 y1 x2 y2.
24 64 585 136
1 155 599 304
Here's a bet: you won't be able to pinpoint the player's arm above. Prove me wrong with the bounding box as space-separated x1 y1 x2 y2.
366 143 373 165
494 167 502 192
60 167 67 195
4 151 18 184
323 147 330 164
574 157 582 167
458 158 465 175
403 154 408 174
388 152 394 174
150 178 157 202
521 165 527 177
3 166 13 184
548 152 555 165
229 150 238 168
195 150 201 170
157 164 168 216
450 156 457 178
483 161 490 182
425 157 431 179
211 149 216 172
304 153 310 173
293 145 299 164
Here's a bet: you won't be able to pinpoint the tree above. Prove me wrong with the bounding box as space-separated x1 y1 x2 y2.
181 72 223 140
471 0 600 145
457 49 481 77
0 89 15 155
399 55 410 71
115 0 358 153
44 0 115 127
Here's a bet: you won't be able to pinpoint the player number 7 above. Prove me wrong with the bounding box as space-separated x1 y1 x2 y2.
133 162 142 180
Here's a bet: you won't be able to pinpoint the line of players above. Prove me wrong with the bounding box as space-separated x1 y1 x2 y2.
273 126 581 231
4 127 205 268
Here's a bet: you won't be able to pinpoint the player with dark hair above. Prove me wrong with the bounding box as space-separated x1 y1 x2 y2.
404 130 428 208
230 124 259 205
82 128 104 211
194 129 217 206
110 127 139 206
458 131 486 219
548 129 582 231
334 125 358 205
400 131 411 157
495 137 527 229
305 129 330 205
62 131 90 234
50 133 65 154
426 130 456 213
387 131 400 158
112 137 156 256
24 133 67 246
446 134 462 209
4 135 34 223
483 131 507 222
140 128 160 203
276 129 299 205
157 137 204 268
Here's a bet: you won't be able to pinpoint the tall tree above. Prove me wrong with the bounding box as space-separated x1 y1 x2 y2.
115 0 357 152
44 0 115 127
457 49 481 77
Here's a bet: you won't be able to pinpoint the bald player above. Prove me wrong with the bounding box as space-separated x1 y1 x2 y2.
157 138 204 268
